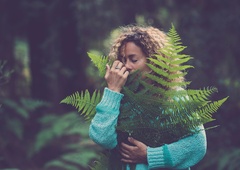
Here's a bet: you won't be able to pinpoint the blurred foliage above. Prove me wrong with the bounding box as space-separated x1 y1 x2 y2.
0 61 99 169
0 61 14 86
194 147 240 170
0 97 100 170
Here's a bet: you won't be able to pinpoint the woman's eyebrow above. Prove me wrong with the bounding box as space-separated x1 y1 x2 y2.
126 54 136 58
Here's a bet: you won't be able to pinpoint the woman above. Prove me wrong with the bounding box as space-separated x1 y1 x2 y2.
89 25 207 169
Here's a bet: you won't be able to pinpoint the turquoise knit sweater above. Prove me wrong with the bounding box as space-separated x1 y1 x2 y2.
89 88 207 170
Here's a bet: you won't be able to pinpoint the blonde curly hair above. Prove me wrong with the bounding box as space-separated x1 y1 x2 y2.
108 25 185 89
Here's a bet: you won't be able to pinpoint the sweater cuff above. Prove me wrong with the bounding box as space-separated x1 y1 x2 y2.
98 88 124 110
147 146 165 169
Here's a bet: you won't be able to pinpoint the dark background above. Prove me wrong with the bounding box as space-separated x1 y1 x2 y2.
0 0 239 169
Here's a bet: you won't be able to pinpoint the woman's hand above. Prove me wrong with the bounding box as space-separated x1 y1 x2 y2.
105 60 129 93
120 137 148 164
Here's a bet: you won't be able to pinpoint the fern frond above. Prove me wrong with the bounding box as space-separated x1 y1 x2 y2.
124 70 141 92
139 80 167 96
167 24 183 46
146 74 190 88
87 52 109 78
118 25 228 149
60 90 102 120
144 26 193 92
170 65 194 72
146 61 169 77
187 87 218 102
148 56 192 77
171 55 192 65
196 96 229 124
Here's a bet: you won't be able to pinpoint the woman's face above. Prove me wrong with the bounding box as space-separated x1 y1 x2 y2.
119 42 151 74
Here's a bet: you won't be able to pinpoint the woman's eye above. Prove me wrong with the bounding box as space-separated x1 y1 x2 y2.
131 59 138 63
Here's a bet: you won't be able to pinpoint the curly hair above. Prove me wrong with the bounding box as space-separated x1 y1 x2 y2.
108 25 185 89
108 25 167 60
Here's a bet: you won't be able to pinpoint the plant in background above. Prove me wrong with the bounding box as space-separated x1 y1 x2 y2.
61 25 228 169
0 60 14 86
195 147 240 170
0 97 99 170
0 60 99 170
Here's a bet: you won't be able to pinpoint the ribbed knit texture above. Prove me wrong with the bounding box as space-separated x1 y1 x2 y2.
147 146 165 168
89 88 207 169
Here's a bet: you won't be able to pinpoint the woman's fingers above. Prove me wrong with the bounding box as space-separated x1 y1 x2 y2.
104 64 110 79
111 60 129 75
120 144 135 163
105 60 129 92
114 62 123 70
120 144 137 163
120 150 130 158
111 60 122 70
118 66 129 78
121 141 135 151
119 138 148 164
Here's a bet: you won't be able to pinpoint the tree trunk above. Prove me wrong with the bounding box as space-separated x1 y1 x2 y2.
0 0 19 100
27 1 90 108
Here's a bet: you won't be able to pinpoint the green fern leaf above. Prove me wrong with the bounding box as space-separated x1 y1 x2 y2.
171 55 192 65
147 62 169 77
60 90 101 120
170 65 194 72
87 52 109 77
187 87 218 102
197 96 229 124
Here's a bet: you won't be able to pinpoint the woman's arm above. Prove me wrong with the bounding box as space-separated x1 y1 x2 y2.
147 125 207 169
89 88 123 149
90 60 129 149
120 125 207 169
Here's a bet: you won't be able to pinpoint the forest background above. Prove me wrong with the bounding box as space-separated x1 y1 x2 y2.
0 0 239 170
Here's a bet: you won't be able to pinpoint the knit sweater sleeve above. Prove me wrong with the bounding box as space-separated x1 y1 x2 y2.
147 125 207 169
89 88 123 149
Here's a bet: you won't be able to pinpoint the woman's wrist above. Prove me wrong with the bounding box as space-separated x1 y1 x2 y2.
108 86 122 93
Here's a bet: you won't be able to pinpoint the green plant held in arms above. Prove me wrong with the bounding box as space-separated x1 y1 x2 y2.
61 25 228 169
